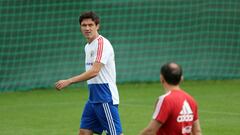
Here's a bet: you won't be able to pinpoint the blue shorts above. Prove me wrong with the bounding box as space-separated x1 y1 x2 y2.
80 101 123 135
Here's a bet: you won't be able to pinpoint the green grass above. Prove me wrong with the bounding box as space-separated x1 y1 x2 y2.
0 80 240 135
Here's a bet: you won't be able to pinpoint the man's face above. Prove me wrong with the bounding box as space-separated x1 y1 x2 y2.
80 18 99 42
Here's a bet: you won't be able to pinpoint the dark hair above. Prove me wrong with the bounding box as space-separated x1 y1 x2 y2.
79 11 100 25
160 62 182 85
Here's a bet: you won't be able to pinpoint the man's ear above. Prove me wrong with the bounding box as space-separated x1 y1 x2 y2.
160 75 165 84
96 24 100 30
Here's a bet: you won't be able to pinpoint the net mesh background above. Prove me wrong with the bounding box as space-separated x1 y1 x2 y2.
0 0 240 91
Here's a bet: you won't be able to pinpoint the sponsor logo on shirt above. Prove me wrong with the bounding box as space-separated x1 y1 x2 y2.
177 100 194 134
177 100 194 122
86 62 93 66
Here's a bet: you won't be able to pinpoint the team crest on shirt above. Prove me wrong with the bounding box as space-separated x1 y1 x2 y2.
90 50 94 58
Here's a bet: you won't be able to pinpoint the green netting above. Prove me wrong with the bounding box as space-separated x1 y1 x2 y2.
1 0 240 91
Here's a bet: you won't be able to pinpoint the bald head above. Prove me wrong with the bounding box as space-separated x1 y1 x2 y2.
160 62 182 85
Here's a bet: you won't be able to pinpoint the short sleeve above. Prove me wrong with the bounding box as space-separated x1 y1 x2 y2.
152 95 171 124
95 37 112 64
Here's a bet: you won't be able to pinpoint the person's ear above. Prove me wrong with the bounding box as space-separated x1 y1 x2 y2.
160 75 165 84
96 24 100 30
161 79 165 84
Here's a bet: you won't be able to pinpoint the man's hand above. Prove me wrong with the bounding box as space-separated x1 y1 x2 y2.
55 79 71 90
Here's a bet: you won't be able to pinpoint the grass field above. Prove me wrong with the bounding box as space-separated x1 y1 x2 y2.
0 80 240 135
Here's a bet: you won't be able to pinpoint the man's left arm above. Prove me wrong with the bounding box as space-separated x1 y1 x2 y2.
139 119 162 135
192 119 202 135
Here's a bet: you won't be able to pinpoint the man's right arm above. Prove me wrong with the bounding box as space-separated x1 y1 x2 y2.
55 62 102 90
192 119 202 135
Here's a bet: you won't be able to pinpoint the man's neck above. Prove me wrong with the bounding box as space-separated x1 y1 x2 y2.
88 34 99 43
164 85 181 93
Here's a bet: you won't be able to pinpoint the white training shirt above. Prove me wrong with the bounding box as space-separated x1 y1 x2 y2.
85 35 119 105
